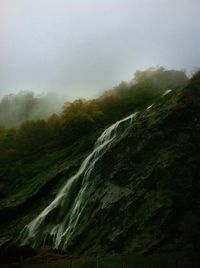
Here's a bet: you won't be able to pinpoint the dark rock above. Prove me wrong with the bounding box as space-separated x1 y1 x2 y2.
0 244 37 264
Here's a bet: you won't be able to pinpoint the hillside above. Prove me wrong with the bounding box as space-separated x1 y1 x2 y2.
0 70 200 267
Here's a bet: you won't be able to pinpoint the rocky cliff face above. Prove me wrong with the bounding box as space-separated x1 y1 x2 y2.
62 80 200 255
1 75 200 256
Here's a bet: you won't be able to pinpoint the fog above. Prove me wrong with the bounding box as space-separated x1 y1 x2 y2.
0 0 199 100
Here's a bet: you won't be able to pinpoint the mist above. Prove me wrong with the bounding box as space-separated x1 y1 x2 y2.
0 67 188 127
0 0 199 100
0 91 64 127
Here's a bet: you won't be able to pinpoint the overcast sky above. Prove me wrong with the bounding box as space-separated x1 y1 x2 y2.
0 0 199 100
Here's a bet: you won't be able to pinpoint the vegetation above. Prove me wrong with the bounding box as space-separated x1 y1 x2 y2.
0 67 188 197
0 68 200 268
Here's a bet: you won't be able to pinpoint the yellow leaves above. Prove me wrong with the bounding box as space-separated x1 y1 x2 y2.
61 99 103 126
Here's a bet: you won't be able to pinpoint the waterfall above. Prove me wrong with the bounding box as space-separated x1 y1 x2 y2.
18 112 138 250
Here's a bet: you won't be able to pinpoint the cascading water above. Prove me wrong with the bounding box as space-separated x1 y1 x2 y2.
18 112 138 250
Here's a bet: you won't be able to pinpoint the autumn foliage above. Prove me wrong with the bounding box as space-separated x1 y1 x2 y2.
0 67 188 191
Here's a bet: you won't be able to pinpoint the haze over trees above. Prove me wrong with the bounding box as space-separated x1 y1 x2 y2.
0 91 63 128
0 67 188 129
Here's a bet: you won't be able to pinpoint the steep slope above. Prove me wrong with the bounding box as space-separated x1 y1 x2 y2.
0 134 98 247
18 112 139 251
15 74 200 255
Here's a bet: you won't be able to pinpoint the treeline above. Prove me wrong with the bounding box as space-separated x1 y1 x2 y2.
0 66 188 149
0 67 188 192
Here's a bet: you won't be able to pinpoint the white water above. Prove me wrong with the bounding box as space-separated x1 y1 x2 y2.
146 104 154 110
18 112 138 250
162 89 172 96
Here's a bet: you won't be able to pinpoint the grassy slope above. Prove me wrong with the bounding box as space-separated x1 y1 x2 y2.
0 131 101 245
